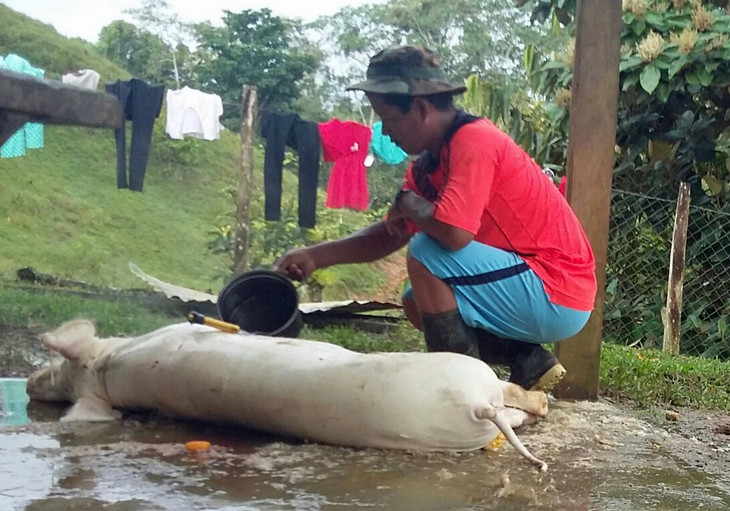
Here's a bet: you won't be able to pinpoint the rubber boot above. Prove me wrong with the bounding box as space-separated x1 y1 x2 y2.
475 329 511 366
476 330 565 392
420 310 480 359
506 341 566 392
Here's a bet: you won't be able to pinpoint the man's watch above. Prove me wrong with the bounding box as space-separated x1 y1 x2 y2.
393 188 409 212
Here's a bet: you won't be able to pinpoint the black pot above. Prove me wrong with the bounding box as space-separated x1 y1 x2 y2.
217 270 303 338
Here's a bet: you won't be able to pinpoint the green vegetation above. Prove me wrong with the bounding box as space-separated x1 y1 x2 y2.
0 287 177 338
97 20 177 86
301 323 424 354
195 9 320 117
530 0 730 199
524 0 730 359
600 344 730 410
0 123 240 292
0 3 384 300
0 4 130 81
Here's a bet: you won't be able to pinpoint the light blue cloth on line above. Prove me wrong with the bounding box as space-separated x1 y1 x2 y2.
1 54 45 158
370 121 408 165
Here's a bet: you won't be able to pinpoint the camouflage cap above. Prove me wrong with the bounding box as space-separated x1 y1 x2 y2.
346 45 466 96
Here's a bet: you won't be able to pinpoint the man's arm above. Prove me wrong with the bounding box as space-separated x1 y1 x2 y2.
275 220 411 280
395 190 473 251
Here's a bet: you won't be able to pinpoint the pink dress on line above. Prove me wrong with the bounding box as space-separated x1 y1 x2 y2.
319 119 372 210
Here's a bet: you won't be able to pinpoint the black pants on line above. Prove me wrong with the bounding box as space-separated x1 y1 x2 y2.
260 110 321 228
105 79 164 191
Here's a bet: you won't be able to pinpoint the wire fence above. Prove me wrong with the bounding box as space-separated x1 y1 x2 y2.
605 189 730 359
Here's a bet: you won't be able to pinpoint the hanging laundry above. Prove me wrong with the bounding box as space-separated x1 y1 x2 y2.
165 87 223 141
370 121 407 165
1 54 45 159
105 79 165 191
62 69 101 90
319 119 372 211
260 110 321 228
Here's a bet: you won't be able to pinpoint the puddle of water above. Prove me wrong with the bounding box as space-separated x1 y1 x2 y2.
1 380 728 511
0 378 30 426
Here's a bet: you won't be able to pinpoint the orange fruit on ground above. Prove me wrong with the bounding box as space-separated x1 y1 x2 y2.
185 440 212 452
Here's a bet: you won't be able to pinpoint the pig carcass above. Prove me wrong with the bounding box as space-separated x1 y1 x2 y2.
27 320 549 470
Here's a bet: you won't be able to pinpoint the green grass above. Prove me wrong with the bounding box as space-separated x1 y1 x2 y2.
600 343 730 410
0 2 383 301
316 263 388 301
302 322 424 354
0 123 240 292
0 287 179 337
0 3 246 294
0 4 130 82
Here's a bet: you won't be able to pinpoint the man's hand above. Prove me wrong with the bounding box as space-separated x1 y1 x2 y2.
385 189 412 237
392 188 474 251
384 203 410 237
274 248 317 281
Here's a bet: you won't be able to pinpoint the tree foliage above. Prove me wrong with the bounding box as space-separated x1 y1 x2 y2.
97 20 173 84
123 0 195 88
524 0 730 358
309 0 565 114
530 0 730 205
195 9 320 118
460 74 569 170
515 0 575 25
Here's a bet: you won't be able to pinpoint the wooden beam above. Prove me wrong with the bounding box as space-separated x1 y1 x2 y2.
0 111 27 146
233 86 258 274
663 182 691 355
0 70 122 130
554 0 622 399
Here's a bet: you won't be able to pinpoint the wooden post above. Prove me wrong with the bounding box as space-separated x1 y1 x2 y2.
232 86 258 274
663 182 691 355
554 0 622 399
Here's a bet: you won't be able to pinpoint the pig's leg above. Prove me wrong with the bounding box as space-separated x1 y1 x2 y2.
61 396 121 422
500 381 548 418
501 407 536 427
476 406 548 472
41 319 101 365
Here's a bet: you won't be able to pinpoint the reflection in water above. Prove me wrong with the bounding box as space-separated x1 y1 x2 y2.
0 432 59 509
0 378 30 426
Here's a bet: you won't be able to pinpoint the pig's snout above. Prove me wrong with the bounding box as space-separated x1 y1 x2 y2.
26 362 69 402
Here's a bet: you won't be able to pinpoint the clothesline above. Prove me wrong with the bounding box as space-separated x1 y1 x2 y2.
222 91 369 126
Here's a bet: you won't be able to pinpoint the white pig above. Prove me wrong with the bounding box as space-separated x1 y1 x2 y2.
27 320 549 470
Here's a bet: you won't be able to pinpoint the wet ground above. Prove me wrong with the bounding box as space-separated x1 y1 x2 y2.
2 378 729 511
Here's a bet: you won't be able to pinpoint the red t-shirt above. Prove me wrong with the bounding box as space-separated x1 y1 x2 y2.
403 118 596 311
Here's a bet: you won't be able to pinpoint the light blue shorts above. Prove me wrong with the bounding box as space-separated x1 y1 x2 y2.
404 233 590 344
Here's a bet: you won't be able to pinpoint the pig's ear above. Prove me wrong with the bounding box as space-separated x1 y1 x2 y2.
41 319 100 364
